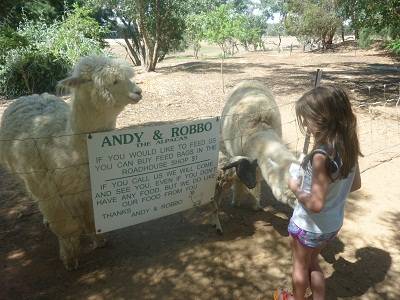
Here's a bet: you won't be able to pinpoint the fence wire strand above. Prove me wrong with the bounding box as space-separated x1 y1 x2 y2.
0 95 399 230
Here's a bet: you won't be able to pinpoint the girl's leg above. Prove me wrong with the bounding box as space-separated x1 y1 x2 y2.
309 247 325 300
291 237 312 300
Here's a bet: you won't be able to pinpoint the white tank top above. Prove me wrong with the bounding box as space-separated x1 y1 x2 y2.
291 171 355 233
291 147 355 234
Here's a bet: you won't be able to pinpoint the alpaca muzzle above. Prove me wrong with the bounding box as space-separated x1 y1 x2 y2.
129 91 142 102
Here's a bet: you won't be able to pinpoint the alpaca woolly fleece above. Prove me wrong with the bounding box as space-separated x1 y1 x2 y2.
220 80 297 208
0 55 142 270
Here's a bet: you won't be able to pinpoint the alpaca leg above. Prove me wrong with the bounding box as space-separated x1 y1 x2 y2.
90 234 107 249
38 196 82 270
249 168 264 211
58 233 81 270
249 182 262 211
210 212 223 234
232 180 247 207
209 200 223 234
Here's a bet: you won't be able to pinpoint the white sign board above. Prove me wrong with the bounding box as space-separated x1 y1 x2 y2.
87 117 220 233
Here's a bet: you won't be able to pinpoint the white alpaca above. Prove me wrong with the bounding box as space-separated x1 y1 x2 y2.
0 56 142 270
220 80 297 209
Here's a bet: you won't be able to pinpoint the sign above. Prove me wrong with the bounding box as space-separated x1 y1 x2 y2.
87 117 220 233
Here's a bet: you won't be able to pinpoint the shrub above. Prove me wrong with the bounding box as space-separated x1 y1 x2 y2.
387 39 400 55
357 27 377 48
0 26 29 64
0 49 70 97
0 5 107 98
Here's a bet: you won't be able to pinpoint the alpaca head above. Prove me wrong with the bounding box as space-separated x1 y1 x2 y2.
58 56 142 112
222 156 258 189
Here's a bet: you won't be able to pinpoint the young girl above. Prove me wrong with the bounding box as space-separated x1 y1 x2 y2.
274 85 362 300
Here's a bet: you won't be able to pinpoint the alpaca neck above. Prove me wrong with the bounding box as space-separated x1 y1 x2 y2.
69 90 118 134
244 130 294 167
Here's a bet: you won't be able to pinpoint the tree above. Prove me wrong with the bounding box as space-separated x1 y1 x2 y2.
285 0 340 49
185 14 206 58
258 0 288 51
89 0 191 71
337 0 400 40
0 0 76 27
200 4 242 57
0 4 105 97
236 15 267 51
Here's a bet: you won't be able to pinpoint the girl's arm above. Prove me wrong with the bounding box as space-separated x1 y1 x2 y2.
350 162 361 192
288 153 330 213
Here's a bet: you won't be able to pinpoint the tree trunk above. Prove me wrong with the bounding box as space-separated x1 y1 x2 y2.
136 0 159 72
351 13 359 40
123 36 141 66
149 0 161 71
235 43 239 53
119 18 142 66
341 22 345 42
278 33 282 52
193 42 200 59
326 29 335 49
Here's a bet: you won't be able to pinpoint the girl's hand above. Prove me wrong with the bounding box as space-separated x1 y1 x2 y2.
288 177 300 193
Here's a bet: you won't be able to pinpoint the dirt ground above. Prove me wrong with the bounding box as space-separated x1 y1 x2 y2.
1 40 400 300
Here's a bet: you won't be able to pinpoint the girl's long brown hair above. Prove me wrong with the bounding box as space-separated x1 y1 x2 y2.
295 85 362 177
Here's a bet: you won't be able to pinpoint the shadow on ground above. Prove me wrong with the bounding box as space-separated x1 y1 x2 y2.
0 168 394 299
155 56 399 105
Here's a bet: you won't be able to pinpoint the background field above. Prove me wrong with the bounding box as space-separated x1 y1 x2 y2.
1 40 400 300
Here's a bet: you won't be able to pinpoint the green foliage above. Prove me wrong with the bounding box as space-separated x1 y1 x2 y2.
235 15 267 50
285 0 340 47
182 0 226 15
357 27 379 49
0 0 76 28
267 23 286 37
357 27 394 49
206 4 236 45
387 39 400 55
258 0 288 20
200 4 241 55
0 27 29 64
337 0 400 39
0 50 70 97
185 14 207 58
88 0 191 71
0 5 106 98
185 2 267 56
52 5 108 62
60 4 109 44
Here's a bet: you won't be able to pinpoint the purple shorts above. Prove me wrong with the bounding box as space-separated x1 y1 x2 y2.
288 219 338 248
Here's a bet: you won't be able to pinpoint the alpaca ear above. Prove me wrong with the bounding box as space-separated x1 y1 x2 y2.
222 155 250 171
222 160 241 171
58 76 90 88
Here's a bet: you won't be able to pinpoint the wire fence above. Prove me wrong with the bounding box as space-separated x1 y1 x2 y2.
0 88 399 230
